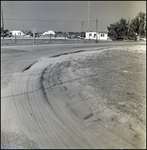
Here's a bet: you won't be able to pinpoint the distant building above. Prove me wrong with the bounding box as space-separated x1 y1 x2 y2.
10 30 25 36
43 30 55 36
85 31 108 40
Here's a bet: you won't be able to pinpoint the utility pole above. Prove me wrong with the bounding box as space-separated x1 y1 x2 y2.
81 22 84 37
2 7 4 39
87 1 90 32
81 22 84 33
96 19 98 43
22 26 25 33
14 33 16 44
88 1 90 42
32 28 36 44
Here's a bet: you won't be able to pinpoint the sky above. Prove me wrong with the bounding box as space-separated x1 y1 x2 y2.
1 1 146 33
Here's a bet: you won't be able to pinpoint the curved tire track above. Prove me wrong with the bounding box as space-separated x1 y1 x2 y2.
1 55 94 148
2 47 145 148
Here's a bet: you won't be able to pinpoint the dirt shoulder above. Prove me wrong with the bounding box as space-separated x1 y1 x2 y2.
43 45 145 148
1 45 146 148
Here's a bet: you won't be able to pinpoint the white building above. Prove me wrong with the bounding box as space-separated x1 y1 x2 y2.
10 30 25 36
42 30 55 36
85 31 108 40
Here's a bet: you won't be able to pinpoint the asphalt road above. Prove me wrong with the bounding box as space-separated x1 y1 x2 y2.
1 41 146 148
1 41 145 89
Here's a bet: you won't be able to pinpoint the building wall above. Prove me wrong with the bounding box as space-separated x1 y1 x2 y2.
43 30 55 36
99 33 108 40
10 31 25 36
85 32 107 40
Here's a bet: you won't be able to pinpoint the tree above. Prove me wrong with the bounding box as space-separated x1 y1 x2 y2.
129 12 146 37
107 11 146 40
26 30 32 35
119 18 129 38
63 32 68 37
4 29 9 34
81 32 85 37
3 29 11 37
107 18 129 40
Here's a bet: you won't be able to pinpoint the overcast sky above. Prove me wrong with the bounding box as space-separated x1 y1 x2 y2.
1 1 146 32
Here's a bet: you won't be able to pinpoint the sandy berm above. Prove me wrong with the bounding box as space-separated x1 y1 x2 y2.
1 45 146 149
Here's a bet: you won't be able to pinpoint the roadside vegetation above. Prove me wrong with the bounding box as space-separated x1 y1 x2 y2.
107 12 146 41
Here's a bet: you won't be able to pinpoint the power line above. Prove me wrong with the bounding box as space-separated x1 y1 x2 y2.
2 9 95 24
3 18 95 23
3 10 34 19
88 1 90 31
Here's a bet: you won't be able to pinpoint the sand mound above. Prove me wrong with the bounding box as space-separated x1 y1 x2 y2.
1 45 146 148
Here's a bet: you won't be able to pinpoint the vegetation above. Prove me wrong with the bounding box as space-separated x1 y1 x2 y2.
107 18 129 40
129 12 146 37
1 28 12 37
107 12 146 40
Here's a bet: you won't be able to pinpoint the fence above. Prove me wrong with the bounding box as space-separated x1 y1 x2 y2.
1 36 111 46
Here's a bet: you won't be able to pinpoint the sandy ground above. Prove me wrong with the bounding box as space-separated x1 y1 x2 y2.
1 44 146 149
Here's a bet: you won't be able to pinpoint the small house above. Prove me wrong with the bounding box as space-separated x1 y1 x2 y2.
85 31 108 40
10 30 25 36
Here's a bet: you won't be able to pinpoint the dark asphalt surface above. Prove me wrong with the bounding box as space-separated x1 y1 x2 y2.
1 41 145 89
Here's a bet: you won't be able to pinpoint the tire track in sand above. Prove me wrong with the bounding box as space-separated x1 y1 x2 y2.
2 48 142 148
1 55 94 148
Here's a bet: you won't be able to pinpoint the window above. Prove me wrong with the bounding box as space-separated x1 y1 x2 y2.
101 33 104 37
89 33 92 36
94 34 96 38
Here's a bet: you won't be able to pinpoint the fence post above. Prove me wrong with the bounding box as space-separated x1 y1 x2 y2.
50 34 51 43
65 36 66 43
15 33 16 44
33 32 35 44
32 28 36 44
